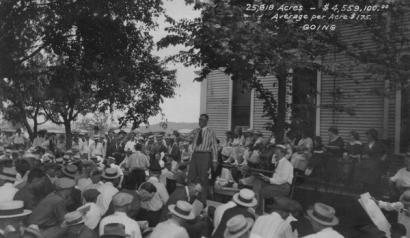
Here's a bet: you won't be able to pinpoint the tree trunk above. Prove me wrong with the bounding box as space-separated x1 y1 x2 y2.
275 64 288 143
64 119 72 149
21 118 34 142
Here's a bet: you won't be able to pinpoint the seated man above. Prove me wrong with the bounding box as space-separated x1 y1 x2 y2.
251 144 294 214
390 152 410 197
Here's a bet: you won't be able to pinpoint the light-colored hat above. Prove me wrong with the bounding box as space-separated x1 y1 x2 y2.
55 177 75 190
112 193 133 207
102 168 121 180
400 190 410 206
168 200 195 220
307 203 339 226
0 200 32 219
275 144 287 151
223 215 253 238
62 164 79 179
23 153 40 160
61 211 84 227
232 189 257 207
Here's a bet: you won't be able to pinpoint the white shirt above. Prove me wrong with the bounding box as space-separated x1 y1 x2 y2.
0 183 18 203
89 141 105 158
140 192 163 212
78 202 103 230
148 177 169 204
213 201 236 234
124 140 136 153
378 200 410 237
303 228 344 238
79 139 89 155
150 219 189 238
391 168 410 188
270 157 294 185
99 211 142 238
251 212 298 238
97 182 119 215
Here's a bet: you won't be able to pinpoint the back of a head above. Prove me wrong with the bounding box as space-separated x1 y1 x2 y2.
140 182 157 193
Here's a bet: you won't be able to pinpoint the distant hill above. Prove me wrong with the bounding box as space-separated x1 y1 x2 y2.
138 122 197 133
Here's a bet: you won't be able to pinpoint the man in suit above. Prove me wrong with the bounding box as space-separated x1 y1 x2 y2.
188 114 218 204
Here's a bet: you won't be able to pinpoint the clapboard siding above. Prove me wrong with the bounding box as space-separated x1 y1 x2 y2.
205 70 230 140
318 22 397 143
252 75 277 138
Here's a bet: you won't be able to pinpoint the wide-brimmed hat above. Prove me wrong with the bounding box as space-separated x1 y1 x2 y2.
61 211 84 227
62 164 79 179
0 200 32 219
101 223 129 237
102 167 121 180
168 200 195 220
55 177 75 190
232 189 257 207
400 190 410 206
223 215 253 238
307 203 339 226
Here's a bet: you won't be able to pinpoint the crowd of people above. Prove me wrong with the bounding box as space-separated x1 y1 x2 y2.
0 114 409 238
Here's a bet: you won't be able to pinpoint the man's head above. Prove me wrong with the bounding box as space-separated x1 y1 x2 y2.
82 189 100 203
0 201 32 231
112 192 133 212
90 169 102 184
138 182 157 201
274 145 287 161
198 114 209 128
307 203 339 233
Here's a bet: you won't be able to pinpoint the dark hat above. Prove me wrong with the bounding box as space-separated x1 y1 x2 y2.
101 223 129 237
82 189 100 202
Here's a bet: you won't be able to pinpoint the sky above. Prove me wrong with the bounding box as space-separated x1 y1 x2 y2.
148 0 201 124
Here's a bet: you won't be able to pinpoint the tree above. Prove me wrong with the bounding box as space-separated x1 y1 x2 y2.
159 0 345 141
0 1 50 140
0 0 177 148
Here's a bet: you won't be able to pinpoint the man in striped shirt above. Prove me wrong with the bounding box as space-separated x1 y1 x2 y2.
188 114 218 204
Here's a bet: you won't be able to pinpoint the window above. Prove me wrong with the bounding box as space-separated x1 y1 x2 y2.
231 79 251 130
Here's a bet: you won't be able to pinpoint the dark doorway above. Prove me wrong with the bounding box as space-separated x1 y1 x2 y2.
231 80 251 130
292 68 317 137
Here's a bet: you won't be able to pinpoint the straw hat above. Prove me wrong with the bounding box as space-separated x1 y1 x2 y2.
168 200 195 220
223 215 253 238
102 168 121 180
61 211 84 227
307 203 339 226
0 200 32 219
61 164 79 179
232 189 257 207
55 177 75 190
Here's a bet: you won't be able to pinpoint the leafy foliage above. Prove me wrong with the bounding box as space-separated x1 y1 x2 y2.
158 0 345 140
0 0 177 147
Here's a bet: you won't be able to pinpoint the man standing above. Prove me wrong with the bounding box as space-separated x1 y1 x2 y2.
188 114 218 204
